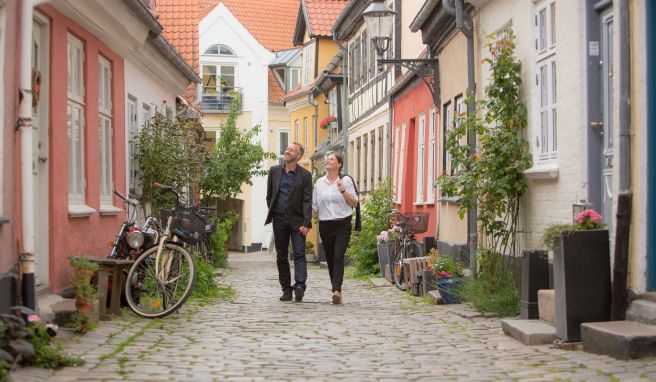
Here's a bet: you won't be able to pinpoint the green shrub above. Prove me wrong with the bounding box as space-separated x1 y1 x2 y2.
190 251 219 300
346 177 394 277
210 211 239 268
459 272 519 317
541 223 579 252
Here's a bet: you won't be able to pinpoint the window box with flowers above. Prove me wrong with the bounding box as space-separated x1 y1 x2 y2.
376 226 401 280
543 209 611 342
319 115 337 130
426 248 465 304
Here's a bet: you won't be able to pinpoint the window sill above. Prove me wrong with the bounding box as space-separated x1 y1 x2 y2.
439 196 462 204
68 204 96 218
524 162 559 180
100 205 122 216
414 201 434 206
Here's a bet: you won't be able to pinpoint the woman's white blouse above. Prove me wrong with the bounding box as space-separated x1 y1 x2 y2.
312 175 358 221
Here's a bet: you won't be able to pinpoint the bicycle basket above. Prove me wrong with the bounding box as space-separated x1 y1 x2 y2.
398 212 430 234
160 207 206 245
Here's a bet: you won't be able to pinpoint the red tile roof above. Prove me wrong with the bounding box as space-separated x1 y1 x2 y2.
283 83 314 102
268 70 286 104
304 0 348 38
199 0 300 52
157 0 199 73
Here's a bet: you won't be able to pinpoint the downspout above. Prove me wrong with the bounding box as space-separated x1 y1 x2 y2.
18 0 36 310
443 0 478 276
308 92 318 167
618 0 631 192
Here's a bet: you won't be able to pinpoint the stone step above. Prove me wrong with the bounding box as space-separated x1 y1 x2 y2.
581 320 656 360
626 297 656 325
538 289 555 325
50 299 77 326
501 319 557 346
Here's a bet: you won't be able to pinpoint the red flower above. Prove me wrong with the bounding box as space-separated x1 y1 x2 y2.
437 271 452 278
319 115 337 129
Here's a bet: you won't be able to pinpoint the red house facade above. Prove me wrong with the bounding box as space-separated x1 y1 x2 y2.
389 74 439 242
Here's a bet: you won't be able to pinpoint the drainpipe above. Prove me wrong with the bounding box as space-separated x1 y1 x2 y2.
19 0 36 310
443 0 477 276
332 32 350 173
618 0 631 192
308 92 319 168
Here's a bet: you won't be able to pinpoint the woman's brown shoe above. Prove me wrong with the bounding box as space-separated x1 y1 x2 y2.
332 291 342 304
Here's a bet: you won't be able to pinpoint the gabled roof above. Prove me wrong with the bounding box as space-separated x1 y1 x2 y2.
156 0 200 73
293 0 349 46
199 0 299 52
268 70 287 105
270 48 302 66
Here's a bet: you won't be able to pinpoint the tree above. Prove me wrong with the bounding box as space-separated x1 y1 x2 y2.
200 92 276 201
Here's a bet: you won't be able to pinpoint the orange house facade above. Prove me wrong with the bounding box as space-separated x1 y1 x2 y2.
389 76 438 243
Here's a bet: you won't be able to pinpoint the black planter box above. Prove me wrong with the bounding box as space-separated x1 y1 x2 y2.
520 250 550 319
553 229 611 341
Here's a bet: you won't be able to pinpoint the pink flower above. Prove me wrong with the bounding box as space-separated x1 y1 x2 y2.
27 314 41 323
377 231 389 243
437 271 452 278
426 265 434 271
575 209 602 224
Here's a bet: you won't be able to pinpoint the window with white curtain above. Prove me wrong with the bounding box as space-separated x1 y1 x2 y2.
416 113 426 203
397 122 407 203
393 125 400 203
98 56 113 206
127 95 139 193
303 118 309 154
442 101 453 175
534 0 557 160
303 43 313 85
67 33 86 205
427 107 436 202
294 120 300 143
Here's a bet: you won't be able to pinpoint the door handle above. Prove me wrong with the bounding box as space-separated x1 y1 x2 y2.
591 121 603 128
38 156 48 163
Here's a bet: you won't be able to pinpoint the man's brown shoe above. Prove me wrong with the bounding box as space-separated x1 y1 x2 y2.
332 291 342 304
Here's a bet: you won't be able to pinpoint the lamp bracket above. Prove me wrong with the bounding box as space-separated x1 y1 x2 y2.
378 58 440 107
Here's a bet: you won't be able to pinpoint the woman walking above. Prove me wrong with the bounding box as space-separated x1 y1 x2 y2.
312 152 358 304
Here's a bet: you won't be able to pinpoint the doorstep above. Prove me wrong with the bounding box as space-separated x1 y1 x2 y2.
581 320 656 360
501 319 557 346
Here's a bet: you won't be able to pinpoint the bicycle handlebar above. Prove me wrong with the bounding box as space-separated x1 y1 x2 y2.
114 190 139 206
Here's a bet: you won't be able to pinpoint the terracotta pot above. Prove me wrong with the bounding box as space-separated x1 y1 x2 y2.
75 299 93 316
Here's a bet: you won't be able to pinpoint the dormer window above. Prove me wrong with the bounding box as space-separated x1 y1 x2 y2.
204 44 235 56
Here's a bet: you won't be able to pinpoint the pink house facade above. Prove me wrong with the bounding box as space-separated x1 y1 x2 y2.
389 75 438 244
0 0 198 313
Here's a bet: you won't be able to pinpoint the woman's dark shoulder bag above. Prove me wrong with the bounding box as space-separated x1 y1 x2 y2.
339 174 361 231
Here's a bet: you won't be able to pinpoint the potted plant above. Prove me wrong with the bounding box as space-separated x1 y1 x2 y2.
319 115 337 130
427 248 464 304
376 226 400 280
305 240 318 263
68 256 100 334
547 209 611 341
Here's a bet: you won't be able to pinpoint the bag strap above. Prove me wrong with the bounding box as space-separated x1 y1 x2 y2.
340 174 359 198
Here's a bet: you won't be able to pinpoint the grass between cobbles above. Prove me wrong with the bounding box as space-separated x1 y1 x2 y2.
97 319 159 363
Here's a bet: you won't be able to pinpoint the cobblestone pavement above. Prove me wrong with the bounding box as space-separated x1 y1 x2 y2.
11 252 656 382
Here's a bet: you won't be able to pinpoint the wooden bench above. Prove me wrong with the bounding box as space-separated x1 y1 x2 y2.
402 256 430 291
89 258 134 320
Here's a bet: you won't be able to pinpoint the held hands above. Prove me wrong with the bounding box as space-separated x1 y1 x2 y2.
299 226 309 236
336 179 346 193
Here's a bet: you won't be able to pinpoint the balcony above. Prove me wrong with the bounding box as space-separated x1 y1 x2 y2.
200 88 242 113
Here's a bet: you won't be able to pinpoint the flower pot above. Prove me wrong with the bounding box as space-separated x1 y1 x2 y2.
75 299 93 316
553 229 611 341
377 243 394 278
437 277 462 304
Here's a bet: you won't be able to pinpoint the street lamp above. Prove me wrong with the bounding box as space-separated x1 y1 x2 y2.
362 0 440 106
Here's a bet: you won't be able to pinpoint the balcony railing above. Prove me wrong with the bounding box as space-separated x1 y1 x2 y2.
201 87 242 113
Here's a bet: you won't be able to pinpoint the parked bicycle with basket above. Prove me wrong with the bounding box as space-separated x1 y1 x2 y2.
390 210 429 290
124 183 201 318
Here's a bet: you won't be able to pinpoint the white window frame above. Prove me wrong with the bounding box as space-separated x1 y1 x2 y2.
279 129 289 162
303 118 309 154
427 107 436 203
393 125 400 203
202 63 236 93
534 0 557 160
289 67 301 90
416 113 426 203
443 101 453 176
397 122 407 203
294 120 300 143
203 44 235 56
302 43 314 85
98 56 115 211
67 33 86 207
143 103 151 129
0 5 5 217
127 95 139 194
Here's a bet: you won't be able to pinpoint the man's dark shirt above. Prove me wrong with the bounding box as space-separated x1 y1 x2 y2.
273 167 296 214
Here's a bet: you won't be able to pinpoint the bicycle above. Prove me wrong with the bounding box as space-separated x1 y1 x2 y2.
124 183 200 318
193 206 217 264
389 210 430 291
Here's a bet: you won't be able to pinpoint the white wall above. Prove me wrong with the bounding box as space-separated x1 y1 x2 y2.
200 3 275 248
477 0 589 250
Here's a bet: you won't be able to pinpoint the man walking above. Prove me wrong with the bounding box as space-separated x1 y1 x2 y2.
265 142 313 302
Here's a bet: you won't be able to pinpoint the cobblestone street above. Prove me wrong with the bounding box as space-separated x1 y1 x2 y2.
11 252 656 382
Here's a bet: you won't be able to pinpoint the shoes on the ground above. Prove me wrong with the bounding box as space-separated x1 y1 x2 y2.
294 285 305 302
332 291 342 304
280 289 293 301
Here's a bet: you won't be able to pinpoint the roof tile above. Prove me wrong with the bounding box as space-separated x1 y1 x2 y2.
304 0 348 38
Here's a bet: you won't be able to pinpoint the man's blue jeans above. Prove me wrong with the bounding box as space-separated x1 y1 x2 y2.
272 215 307 291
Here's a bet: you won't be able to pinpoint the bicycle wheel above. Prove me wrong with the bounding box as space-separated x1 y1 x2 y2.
124 243 196 318
391 245 408 290
197 235 213 264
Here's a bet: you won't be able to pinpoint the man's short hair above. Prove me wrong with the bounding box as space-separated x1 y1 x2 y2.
292 142 305 158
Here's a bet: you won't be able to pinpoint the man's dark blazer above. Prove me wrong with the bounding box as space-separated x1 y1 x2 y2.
265 164 313 230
